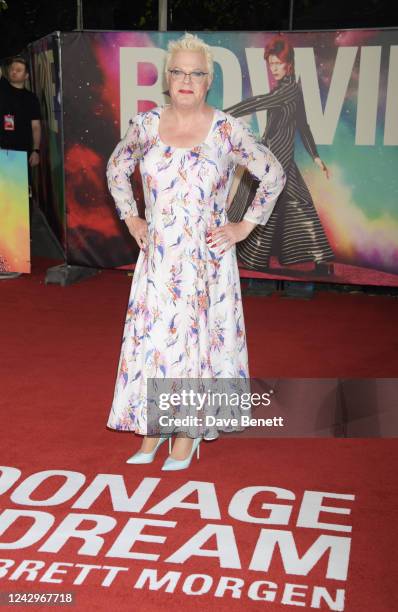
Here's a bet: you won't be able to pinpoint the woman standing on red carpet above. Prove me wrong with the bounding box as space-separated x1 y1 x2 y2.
106 33 285 470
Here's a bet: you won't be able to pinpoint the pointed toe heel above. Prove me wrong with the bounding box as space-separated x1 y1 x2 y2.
314 262 334 276
161 437 201 471
126 436 168 464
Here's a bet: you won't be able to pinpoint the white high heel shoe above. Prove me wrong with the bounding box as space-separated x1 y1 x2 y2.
126 436 168 464
161 437 201 471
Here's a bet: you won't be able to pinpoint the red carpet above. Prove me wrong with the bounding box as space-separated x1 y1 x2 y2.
0 258 397 611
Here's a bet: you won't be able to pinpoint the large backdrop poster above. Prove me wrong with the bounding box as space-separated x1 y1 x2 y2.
59 30 398 285
29 33 65 251
0 150 30 274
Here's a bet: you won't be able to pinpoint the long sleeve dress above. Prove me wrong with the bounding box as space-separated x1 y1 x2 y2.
225 75 334 270
106 106 285 436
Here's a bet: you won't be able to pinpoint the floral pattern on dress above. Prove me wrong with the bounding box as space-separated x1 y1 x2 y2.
106 107 285 433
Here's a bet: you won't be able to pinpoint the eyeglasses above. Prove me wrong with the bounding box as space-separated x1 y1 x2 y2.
168 69 208 83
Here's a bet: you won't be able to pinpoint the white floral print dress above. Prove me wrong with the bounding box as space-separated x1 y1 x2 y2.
106 106 285 434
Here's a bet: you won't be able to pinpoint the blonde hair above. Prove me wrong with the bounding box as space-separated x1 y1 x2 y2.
165 33 214 80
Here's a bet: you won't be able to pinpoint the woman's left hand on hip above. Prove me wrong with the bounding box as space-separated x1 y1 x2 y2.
207 220 255 253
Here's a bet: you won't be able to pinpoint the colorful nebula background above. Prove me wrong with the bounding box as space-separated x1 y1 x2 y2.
0 150 30 273
54 30 398 278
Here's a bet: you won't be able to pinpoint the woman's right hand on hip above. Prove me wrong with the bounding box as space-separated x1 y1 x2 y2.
125 215 148 249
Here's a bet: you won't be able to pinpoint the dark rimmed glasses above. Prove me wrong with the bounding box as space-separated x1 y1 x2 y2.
168 69 209 83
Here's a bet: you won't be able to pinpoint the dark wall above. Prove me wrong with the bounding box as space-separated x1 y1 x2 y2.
1 0 397 58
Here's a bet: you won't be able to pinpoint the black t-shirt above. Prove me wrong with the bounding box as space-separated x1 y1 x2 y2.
0 76 41 152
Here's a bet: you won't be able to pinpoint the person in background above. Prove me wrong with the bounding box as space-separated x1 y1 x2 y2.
0 55 41 279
